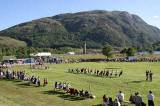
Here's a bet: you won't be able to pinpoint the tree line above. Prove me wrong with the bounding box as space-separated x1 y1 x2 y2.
102 44 154 59
0 44 155 61
0 47 78 61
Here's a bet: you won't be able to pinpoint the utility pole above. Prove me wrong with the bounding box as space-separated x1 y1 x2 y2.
83 42 86 54
29 47 31 68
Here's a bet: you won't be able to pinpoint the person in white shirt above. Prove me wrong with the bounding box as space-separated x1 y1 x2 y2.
147 90 154 106
117 91 124 103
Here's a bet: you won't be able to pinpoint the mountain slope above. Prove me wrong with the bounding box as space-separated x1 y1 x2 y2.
0 10 160 48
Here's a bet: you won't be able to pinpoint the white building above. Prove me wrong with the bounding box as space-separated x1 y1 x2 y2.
30 52 51 57
67 52 75 55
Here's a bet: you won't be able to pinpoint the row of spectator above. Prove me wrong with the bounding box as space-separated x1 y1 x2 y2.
103 91 154 106
54 81 96 99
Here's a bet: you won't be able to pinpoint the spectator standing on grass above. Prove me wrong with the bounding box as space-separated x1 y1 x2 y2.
106 70 109 77
147 91 154 106
149 71 153 81
117 91 124 103
97 70 99 76
110 70 113 78
115 70 118 77
45 78 47 85
37 77 40 87
43 78 47 86
146 71 149 81
17 71 20 79
135 92 142 106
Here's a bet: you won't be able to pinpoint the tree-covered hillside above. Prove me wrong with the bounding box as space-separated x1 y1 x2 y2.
0 10 160 48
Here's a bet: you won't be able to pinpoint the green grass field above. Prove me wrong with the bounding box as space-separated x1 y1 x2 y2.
0 62 160 106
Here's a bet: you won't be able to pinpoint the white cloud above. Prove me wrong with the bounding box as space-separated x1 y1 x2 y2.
153 16 159 19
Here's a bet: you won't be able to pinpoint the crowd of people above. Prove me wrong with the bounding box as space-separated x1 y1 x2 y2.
29 75 41 87
54 81 96 99
105 58 160 62
0 68 48 87
0 69 27 80
146 71 153 81
103 91 155 106
54 81 71 90
68 68 123 78
0 66 156 105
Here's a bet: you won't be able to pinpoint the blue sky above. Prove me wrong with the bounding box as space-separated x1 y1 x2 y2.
0 0 160 31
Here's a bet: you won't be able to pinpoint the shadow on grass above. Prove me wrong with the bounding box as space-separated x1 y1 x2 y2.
0 78 15 81
81 59 105 62
16 82 41 88
0 78 40 88
0 78 22 83
92 104 102 106
16 82 32 88
43 90 86 101
43 90 65 95
125 80 146 84
13 80 22 82
58 94 86 101
105 67 121 69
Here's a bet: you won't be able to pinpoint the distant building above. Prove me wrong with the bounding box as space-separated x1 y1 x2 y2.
2 58 34 64
30 52 51 57
3 56 16 61
2 56 17 64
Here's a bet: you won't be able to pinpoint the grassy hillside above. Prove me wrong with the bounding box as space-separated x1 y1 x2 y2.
1 10 160 48
0 62 160 106
0 36 27 47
